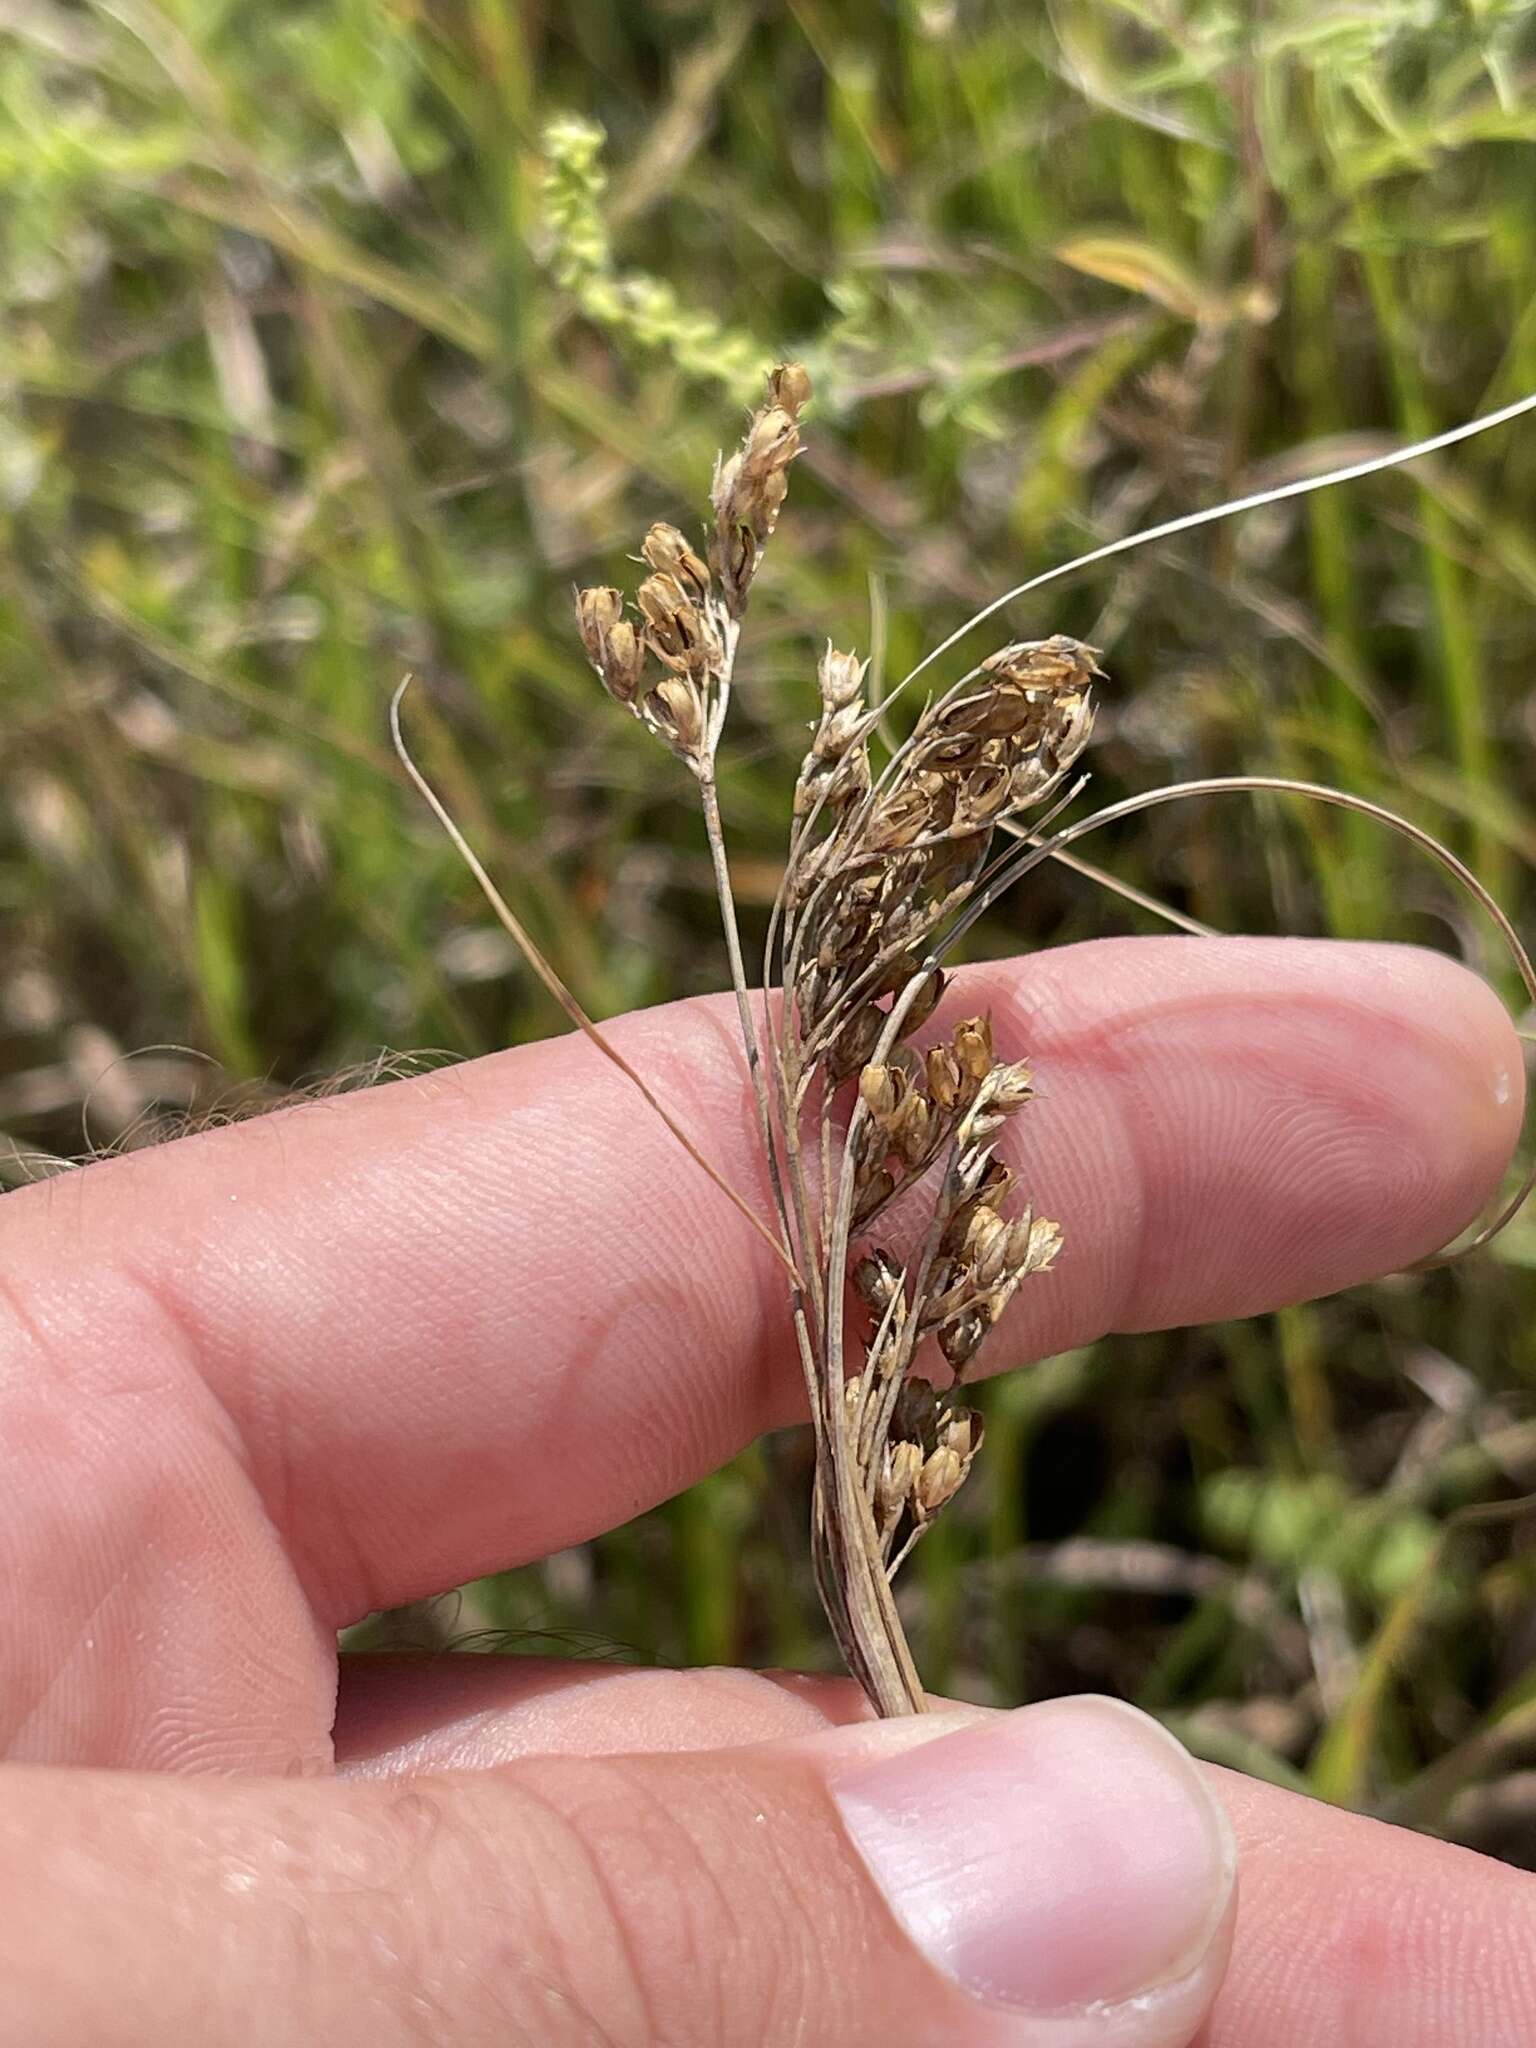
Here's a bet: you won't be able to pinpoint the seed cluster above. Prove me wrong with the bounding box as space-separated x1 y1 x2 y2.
575 370 809 771
575 361 1102 1717
786 633 1099 1086
712 362 810 615
867 1384 983 1555
841 1018 1064 1575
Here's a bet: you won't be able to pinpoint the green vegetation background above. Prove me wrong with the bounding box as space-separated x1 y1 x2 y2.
3 0 1535 1860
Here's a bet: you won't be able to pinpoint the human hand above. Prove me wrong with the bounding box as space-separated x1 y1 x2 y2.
1 936 1530 2046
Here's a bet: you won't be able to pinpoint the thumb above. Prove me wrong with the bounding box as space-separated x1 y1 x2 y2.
3 1695 1234 2047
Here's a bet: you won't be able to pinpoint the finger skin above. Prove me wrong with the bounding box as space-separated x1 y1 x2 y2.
1200 1770 1536 2048
0 940 1519 1766
331 1657 1536 2048
0 1707 1235 2048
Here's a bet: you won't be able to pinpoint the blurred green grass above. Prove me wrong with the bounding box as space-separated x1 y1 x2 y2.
3 0 1536 1862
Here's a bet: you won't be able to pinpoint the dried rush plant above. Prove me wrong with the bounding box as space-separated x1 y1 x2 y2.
576 366 1092 1716
396 368 1536 1720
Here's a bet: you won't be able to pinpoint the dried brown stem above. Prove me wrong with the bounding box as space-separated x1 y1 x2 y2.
390 678 796 1280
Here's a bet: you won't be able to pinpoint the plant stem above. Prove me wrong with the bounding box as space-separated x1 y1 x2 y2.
819 974 942 1717
696 769 822 1305
711 721 925 1713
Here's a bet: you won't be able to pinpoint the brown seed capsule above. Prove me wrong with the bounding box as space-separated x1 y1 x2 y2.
961 764 1013 823
711 399 802 606
814 701 868 761
636 572 719 674
903 968 945 1036
877 1439 923 1534
865 786 931 854
636 572 683 632
818 645 866 710
915 1443 965 1519
1011 1213 1063 1275
890 1089 932 1168
647 676 704 755
854 1249 903 1316
953 1017 994 1085
982 634 1100 690
740 404 797 475
926 1043 962 1112
602 619 645 702
859 1063 897 1120
1003 1210 1035 1269
640 522 711 604
576 585 623 662
962 692 1046 744
938 1308 988 1373
941 1407 984 1462
829 1002 884 1082
576 587 650 705
714 511 757 596
966 1206 1009 1287
940 1194 982 1259
854 1166 897 1225
1050 692 1097 764
981 1058 1034 1117
768 362 813 417
821 748 872 811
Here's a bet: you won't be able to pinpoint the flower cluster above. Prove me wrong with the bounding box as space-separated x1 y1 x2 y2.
711 363 810 615
574 359 1092 1716
575 367 810 769
916 1056 1064 1376
784 635 1100 1089
851 1014 1005 1228
872 1390 984 1557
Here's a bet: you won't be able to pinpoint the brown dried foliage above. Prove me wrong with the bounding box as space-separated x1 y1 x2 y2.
576 366 1099 1716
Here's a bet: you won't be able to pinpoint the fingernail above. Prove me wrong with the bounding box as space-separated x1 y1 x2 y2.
831 1696 1235 2015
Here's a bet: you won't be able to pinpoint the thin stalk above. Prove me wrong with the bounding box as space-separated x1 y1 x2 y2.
693 650 832 1574
893 390 1536 706
944 772 1536 1267
392 679 797 1281
1011 830 1216 936
699 768 828 1342
886 1524 926 1582
820 1114 835 1276
697 772 786 1219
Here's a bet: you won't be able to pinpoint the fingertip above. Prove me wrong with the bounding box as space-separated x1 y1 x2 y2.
1432 947 1524 1168
995 937 1527 1333
1353 942 1524 1258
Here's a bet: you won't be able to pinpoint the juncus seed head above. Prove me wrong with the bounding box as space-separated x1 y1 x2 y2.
572 357 1082 1720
